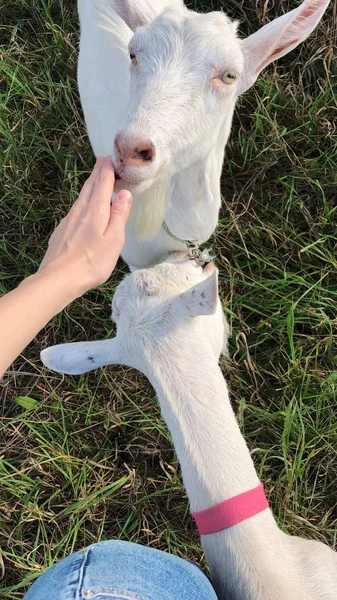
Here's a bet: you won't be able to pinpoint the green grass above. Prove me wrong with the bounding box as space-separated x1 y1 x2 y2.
0 0 336 597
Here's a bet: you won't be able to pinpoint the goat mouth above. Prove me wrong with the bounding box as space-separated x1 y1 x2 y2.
111 159 122 181
112 166 158 194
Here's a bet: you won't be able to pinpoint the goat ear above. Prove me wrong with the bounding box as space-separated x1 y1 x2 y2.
40 339 124 375
134 270 157 296
113 0 185 31
173 269 219 318
239 0 330 94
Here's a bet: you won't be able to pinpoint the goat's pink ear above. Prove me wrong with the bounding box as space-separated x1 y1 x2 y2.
41 339 124 375
113 0 185 30
174 269 219 318
239 0 330 94
134 270 157 296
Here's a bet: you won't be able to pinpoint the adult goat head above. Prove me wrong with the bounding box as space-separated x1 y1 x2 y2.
78 0 330 262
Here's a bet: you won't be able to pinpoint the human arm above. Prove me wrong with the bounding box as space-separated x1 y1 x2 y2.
0 157 132 378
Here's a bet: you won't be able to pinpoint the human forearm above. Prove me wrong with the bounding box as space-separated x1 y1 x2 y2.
0 268 80 377
0 157 132 378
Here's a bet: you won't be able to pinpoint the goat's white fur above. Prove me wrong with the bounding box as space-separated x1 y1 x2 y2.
78 0 330 267
41 254 337 600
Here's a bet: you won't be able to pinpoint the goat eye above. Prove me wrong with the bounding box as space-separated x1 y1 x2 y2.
130 53 137 65
222 71 237 85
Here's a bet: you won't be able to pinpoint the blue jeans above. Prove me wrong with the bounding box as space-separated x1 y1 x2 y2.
23 540 218 599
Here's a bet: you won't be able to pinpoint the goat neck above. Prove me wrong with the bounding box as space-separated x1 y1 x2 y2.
145 339 337 600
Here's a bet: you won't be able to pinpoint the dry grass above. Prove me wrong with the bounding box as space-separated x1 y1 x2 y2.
0 1 336 597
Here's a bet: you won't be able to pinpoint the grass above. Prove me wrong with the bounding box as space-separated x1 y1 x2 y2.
0 0 336 597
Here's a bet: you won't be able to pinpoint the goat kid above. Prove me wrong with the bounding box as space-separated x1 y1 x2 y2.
78 0 331 268
41 254 337 600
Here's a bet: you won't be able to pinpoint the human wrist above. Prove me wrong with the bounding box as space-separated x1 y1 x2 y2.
21 263 88 306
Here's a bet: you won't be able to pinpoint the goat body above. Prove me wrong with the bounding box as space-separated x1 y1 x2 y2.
41 254 337 599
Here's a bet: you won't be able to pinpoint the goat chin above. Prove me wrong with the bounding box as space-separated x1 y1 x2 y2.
128 179 169 242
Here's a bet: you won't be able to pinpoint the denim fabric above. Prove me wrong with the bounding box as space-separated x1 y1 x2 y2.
23 540 218 600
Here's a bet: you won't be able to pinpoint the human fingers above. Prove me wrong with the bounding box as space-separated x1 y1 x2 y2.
88 157 116 229
71 156 107 213
106 190 133 252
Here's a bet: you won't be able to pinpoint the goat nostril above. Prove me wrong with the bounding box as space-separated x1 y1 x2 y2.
116 136 156 167
133 144 155 163
135 148 153 162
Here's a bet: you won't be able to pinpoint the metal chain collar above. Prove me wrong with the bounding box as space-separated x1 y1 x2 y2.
162 221 215 267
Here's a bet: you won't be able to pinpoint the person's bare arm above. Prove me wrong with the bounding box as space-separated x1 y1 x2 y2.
0 157 132 378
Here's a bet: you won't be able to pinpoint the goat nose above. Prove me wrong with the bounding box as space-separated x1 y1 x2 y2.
115 135 156 168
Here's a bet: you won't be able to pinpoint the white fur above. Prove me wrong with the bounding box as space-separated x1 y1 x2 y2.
78 0 330 267
41 253 337 599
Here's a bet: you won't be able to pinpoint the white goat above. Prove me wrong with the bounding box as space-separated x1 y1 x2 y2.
78 0 330 268
41 254 337 600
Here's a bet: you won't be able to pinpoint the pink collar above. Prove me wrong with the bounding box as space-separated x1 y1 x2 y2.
192 483 269 535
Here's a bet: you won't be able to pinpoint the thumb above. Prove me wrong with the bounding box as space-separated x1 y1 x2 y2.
107 190 133 236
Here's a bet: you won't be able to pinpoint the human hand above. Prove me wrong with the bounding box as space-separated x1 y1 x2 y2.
38 156 132 296
0 157 132 378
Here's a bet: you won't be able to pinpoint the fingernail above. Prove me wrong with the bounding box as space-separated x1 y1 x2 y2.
116 190 132 204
